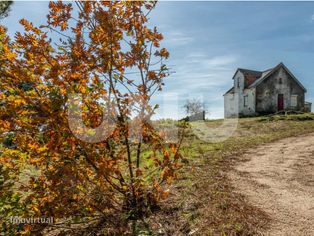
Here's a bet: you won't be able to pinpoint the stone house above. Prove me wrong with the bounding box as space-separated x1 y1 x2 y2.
224 62 311 118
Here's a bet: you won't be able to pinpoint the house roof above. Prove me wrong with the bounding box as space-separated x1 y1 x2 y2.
224 62 307 95
248 62 307 92
238 68 263 78
223 87 234 96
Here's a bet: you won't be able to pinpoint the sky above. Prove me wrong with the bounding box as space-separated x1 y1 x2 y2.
2 1 314 119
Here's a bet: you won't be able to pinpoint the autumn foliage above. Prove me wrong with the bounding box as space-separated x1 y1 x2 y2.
0 1 184 234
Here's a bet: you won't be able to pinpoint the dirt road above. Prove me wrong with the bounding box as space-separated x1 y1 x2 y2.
230 133 314 236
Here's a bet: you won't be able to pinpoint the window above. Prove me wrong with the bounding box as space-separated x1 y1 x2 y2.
291 95 298 107
244 95 248 107
237 78 240 88
278 77 283 84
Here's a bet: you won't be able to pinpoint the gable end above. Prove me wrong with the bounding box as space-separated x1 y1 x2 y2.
249 63 307 92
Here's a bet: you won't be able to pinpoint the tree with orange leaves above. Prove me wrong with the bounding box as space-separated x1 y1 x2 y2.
0 1 185 234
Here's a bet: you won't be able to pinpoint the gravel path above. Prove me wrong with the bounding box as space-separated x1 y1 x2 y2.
230 133 314 236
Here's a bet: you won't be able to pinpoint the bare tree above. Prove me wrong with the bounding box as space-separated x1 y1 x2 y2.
183 98 206 116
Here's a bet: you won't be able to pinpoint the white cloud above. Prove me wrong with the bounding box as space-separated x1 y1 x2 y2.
311 14 314 21
166 54 238 93
163 31 194 46
206 55 237 68
184 53 238 69
151 53 239 119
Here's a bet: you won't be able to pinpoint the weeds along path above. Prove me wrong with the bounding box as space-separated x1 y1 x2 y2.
230 133 314 235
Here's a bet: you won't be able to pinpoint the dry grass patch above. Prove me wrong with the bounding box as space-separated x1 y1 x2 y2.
146 114 314 235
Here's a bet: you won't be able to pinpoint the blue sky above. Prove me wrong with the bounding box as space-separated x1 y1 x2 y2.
2 1 314 119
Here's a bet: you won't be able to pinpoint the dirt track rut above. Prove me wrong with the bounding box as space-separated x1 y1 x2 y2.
230 133 314 235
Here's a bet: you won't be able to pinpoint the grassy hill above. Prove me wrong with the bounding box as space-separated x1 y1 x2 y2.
2 113 314 235
146 113 314 235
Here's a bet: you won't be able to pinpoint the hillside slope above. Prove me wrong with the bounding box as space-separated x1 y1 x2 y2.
148 114 314 235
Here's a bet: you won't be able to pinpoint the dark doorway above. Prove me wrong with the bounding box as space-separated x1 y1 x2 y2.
278 94 284 111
